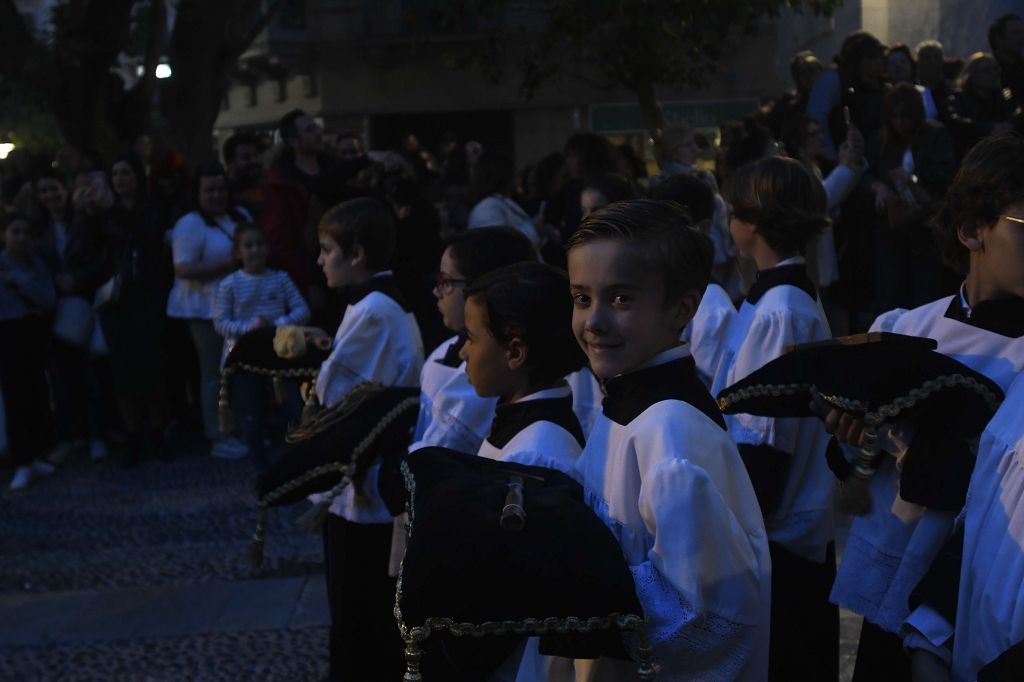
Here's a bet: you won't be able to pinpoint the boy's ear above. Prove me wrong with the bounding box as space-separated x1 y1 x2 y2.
668 290 702 332
506 337 527 372
957 222 986 253
349 243 367 266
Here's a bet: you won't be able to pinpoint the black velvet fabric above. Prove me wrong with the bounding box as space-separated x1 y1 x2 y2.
255 385 418 506
746 263 819 304
223 325 331 373
717 332 1005 509
738 443 792 518
397 448 644 673
603 354 726 429
909 524 964 626
486 395 585 450
979 638 1024 681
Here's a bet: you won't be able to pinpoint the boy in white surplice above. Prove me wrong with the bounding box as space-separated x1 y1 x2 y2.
566 199 771 681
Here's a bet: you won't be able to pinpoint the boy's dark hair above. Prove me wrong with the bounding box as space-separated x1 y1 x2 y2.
647 173 715 224
465 262 587 385
318 197 396 270
933 134 1024 273
231 222 264 253
278 109 307 143
989 13 1022 51
723 156 829 255
583 173 636 206
567 199 713 304
444 227 538 285
222 133 261 165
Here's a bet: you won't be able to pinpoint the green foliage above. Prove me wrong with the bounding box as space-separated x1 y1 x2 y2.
420 0 842 100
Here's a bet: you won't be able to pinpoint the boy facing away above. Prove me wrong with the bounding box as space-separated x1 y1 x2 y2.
566 200 770 681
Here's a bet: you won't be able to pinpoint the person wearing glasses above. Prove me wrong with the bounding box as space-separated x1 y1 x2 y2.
407 227 538 455
816 135 1024 682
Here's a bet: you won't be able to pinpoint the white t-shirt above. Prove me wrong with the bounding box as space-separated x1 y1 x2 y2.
166 209 250 320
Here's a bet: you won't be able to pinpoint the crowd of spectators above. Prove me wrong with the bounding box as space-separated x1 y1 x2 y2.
1 14 1022 489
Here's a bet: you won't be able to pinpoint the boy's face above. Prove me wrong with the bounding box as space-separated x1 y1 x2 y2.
434 247 467 331
317 234 360 289
972 205 1024 299
568 238 692 380
459 296 518 399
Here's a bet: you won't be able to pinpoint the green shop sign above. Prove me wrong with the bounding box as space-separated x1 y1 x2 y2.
590 98 760 132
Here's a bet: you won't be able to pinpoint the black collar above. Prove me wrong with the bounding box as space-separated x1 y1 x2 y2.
438 334 467 368
602 355 726 429
486 395 585 450
745 264 817 305
943 294 1024 338
349 273 412 313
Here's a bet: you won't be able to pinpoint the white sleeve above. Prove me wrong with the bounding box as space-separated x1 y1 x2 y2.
903 604 954 664
728 309 815 451
630 456 764 675
171 215 204 265
822 161 865 212
467 197 504 228
316 307 391 406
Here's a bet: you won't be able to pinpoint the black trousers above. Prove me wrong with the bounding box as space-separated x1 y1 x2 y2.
852 618 912 682
0 317 54 466
322 515 404 682
768 541 839 682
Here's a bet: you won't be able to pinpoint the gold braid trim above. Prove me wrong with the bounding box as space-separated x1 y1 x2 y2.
394 459 656 679
247 392 419 559
287 381 388 443
716 382 813 412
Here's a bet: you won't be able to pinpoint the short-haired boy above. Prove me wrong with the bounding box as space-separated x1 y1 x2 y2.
714 156 836 681
314 196 425 682
649 172 737 388
567 199 770 680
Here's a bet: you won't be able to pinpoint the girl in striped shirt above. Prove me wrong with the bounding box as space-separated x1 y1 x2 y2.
213 223 310 460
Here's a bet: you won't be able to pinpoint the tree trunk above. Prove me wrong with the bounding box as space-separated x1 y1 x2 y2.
635 79 670 171
162 0 286 168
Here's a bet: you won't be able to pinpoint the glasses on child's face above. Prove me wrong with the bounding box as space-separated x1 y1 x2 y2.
1002 215 1024 226
434 273 467 296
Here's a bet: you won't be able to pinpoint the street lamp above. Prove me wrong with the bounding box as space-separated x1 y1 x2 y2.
0 143 14 160
155 63 172 79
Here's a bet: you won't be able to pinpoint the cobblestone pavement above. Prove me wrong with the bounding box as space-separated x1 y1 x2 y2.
0 434 329 681
0 433 863 681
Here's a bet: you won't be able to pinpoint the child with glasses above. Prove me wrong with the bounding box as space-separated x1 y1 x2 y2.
819 135 1024 682
410 226 538 454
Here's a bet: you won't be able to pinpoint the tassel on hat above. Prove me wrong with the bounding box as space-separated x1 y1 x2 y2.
839 425 879 515
272 376 287 405
218 373 235 434
298 477 351 532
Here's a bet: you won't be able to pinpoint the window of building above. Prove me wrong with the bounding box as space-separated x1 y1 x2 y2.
278 0 306 30
276 77 288 103
247 84 259 107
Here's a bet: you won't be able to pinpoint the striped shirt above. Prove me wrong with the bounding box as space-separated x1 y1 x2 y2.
213 268 310 361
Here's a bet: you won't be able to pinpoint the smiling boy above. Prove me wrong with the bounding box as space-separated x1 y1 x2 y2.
567 200 770 681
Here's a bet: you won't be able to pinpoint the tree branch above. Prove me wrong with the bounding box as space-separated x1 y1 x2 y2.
0 0 37 78
235 0 288 57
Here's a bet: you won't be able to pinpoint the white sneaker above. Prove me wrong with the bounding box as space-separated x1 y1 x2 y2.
211 436 248 460
9 466 32 491
89 439 109 461
30 460 56 477
47 441 73 464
